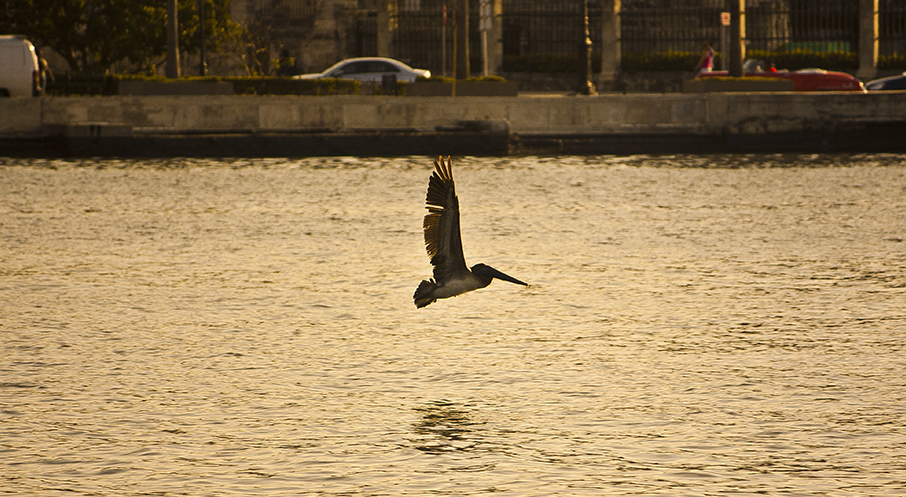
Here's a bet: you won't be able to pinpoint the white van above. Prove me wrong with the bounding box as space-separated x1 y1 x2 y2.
0 35 40 97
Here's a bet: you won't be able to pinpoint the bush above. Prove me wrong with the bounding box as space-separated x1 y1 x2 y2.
44 74 360 96
415 75 507 83
878 53 906 71
230 77 359 95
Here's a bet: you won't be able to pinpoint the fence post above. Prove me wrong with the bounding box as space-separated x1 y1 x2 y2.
579 0 596 94
480 0 490 76
197 0 206 76
599 0 621 88
488 0 503 76
456 0 470 79
442 5 447 76
166 0 180 78
728 0 745 78
858 0 879 81
377 0 397 58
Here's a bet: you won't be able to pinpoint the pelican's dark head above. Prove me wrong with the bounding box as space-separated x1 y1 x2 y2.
471 263 528 287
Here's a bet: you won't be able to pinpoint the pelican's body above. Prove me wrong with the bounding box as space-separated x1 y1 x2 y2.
414 157 527 308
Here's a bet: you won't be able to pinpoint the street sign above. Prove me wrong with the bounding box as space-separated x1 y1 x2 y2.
721 12 731 26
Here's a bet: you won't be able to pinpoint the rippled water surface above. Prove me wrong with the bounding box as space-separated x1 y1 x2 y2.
2 154 906 496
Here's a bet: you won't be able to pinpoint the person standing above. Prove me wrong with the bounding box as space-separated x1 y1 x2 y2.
695 42 715 74
35 47 53 95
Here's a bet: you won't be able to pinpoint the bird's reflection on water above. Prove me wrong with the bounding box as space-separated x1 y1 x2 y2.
411 400 486 454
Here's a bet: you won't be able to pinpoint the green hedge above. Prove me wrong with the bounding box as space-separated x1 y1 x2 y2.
230 77 358 95
45 74 360 96
415 75 507 83
878 54 906 70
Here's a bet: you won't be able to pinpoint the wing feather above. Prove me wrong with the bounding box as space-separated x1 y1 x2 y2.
422 156 467 283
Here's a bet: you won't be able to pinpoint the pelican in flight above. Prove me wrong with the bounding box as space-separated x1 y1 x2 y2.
414 156 527 308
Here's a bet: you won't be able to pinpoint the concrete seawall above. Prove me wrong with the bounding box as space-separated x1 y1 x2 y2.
2 93 905 156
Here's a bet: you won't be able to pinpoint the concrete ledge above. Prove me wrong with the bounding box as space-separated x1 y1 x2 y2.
2 93 906 156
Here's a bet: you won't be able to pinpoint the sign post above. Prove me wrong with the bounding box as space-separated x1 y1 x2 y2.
720 11 730 71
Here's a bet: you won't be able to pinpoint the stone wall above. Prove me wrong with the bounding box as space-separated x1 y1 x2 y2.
4 93 900 133
3 93 905 155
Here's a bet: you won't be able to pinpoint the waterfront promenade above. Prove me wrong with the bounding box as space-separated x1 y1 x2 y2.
2 92 905 156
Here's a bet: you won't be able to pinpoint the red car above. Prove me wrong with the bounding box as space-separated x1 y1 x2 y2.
698 60 865 92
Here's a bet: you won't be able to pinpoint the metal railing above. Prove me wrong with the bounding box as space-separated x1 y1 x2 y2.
620 1 863 54
389 0 906 74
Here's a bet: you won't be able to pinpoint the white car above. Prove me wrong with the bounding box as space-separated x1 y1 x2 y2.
294 57 430 83
0 35 40 97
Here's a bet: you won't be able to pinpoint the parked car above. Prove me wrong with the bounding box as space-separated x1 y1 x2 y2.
0 35 40 97
865 72 906 91
294 57 430 83
697 59 865 92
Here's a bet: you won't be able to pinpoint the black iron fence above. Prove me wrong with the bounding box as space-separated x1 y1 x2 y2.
391 0 906 74
880 0 906 57
621 4 722 55
603 0 904 57
392 8 450 75
502 0 601 56
393 0 605 75
502 0 602 72
392 0 498 76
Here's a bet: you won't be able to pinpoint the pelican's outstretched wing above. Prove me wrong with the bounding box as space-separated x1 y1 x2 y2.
423 156 468 283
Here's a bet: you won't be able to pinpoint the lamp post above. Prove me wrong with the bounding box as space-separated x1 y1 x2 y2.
579 0 596 95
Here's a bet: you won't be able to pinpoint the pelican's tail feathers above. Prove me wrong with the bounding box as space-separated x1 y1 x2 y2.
414 279 438 308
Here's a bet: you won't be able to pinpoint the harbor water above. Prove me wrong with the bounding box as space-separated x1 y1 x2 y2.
2 154 905 496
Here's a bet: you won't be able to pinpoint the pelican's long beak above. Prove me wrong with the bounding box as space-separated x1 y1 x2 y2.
486 267 528 286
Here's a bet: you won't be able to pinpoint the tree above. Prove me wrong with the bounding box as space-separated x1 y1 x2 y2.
0 0 240 74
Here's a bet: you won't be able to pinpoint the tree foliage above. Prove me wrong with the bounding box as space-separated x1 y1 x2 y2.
0 0 240 74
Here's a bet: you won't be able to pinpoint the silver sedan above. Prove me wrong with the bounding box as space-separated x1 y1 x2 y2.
294 57 430 83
